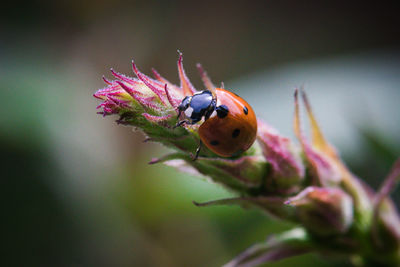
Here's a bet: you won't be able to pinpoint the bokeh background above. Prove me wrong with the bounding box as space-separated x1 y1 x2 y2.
2 1 400 266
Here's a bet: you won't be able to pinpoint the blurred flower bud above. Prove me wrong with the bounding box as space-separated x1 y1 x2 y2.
293 89 342 187
257 120 305 195
152 152 267 193
223 228 310 267
372 200 400 263
193 195 296 221
293 88 372 224
371 159 400 259
286 186 354 236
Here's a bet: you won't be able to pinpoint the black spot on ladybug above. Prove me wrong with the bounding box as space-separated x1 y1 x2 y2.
232 128 240 138
216 105 229 118
210 140 219 146
243 106 248 115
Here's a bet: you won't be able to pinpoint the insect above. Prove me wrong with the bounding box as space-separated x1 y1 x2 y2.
175 87 257 160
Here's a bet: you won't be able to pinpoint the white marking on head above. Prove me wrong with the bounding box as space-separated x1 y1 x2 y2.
210 110 217 118
185 107 194 117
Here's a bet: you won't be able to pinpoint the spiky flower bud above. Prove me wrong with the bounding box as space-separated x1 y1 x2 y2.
94 54 267 193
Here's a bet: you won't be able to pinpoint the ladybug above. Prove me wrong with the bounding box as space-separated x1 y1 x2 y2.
175 87 257 159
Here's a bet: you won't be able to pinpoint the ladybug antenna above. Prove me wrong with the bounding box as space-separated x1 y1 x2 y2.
209 87 217 102
211 88 217 102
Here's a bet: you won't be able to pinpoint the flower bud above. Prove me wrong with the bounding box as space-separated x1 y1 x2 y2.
257 120 305 195
95 54 269 193
93 55 207 160
193 195 295 221
371 159 400 256
93 55 400 266
293 89 342 187
286 186 354 236
153 152 267 192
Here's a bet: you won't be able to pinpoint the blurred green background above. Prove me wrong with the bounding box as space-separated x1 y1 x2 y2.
1 1 399 266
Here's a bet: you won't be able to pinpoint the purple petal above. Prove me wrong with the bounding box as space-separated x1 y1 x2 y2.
374 158 400 207
257 120 304 179
223 228 309 267
115 80 144 98
142 113 173 123
371 158 400 248
196 63 216 92
110 68 137 84
151 68 181 92
177 52 197 96
107 95 131 109
115 81 162 111
132 60 167 105
164 84 179 109
102 75 113 85
225 246 308 267
293 88 341 186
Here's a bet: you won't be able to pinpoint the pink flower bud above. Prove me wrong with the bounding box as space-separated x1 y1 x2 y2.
371 159 400 253
286 186 354 236
257 120 305 194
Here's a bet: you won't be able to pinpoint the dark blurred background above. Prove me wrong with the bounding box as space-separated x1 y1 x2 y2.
1 1 399 266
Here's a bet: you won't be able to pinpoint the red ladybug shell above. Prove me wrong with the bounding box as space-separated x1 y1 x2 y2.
199 88 257 157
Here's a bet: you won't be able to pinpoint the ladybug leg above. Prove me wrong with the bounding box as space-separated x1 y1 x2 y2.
174 119 189 129
204 99 217 121
192 140 203 161
176 109 182 119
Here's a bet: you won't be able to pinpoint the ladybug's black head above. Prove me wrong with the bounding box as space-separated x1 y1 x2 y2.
177 90 216 124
